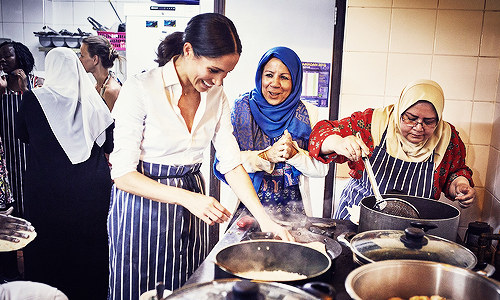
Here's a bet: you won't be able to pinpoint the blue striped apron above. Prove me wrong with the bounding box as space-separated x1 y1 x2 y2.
0 92 26 213
107 161 209 300
334 131 435 220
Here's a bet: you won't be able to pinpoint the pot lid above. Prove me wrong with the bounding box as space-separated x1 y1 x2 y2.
164 279 323 300
350 228 477 269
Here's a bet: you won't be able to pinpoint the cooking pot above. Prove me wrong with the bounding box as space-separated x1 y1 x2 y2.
345 260 500 300
164 279 335 300
359 194 460 241
215 240 332 283
338 227 477 270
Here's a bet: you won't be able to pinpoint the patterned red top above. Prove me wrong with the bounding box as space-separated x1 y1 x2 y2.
308 108 474 200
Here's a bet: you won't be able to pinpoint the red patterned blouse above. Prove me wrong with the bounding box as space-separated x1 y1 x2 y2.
308 108 473 200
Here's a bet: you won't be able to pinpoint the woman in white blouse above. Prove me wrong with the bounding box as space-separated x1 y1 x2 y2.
108 13 292 299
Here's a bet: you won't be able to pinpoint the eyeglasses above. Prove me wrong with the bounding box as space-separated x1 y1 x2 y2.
401 114 437 130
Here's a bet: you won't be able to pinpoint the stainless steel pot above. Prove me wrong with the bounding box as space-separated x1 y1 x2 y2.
338 227 477 270
215 240 332 282
345 260 500 300
359 194 460 241
164 279 335 300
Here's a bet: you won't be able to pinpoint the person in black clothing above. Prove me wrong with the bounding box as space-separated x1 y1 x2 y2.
0 41 42 283
15 47 113 300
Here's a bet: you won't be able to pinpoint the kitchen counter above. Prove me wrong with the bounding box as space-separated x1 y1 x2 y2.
185 207 358 300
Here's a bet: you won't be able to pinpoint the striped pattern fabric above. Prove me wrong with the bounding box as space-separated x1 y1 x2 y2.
0 92 26 214
335 132 434 220
107 162 209 300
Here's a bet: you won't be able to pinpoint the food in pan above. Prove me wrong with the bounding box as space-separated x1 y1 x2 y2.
234 270 307 281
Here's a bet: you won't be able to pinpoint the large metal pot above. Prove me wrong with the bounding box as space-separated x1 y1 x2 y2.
215 240 332 283
164 279 335 300
345 260 500 300
359 194 460 241
338 227 477 270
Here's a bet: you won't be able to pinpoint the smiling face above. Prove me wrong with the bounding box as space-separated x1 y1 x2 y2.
189 53 239 92
0 45 18 74
399 101 438 144
260 57 292 105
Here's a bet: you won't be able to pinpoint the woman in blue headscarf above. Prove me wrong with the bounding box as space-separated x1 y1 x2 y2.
218 47 328 217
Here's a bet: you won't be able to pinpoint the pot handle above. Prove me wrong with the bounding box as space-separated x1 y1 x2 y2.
301 282 336 300
337 232 356 250
323 238 342 260
410 221 438 232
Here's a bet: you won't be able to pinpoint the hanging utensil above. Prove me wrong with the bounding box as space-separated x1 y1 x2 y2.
356 132 420 218
109 0 126 32
87 16 109 32
42 25 59 34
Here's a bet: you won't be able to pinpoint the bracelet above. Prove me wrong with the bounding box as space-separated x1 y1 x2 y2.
258 150 269 161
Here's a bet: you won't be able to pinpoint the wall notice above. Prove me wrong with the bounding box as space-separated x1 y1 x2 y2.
301 62 330 107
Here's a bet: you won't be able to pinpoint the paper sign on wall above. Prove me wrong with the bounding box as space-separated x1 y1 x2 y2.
301 62 330 107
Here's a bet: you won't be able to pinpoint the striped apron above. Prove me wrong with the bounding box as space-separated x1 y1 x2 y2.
0 92 26 214
334 131 435 220
107 161 209 300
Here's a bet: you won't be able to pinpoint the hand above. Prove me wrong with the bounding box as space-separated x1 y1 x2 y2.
35 77 45 87
262 130 298 163
181 192 232 225
9 69 29 92
0 207 35 243
258 217 294 242
0 72 7 91
331 133 370 161
449 176 476 208
453 183 476 209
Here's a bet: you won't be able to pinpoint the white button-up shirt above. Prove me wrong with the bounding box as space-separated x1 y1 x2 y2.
110 60 241 179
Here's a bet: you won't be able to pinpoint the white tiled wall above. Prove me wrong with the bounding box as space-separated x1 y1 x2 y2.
339 0 500 238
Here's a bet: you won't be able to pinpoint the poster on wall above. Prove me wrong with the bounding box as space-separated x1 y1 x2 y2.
301 62 330 107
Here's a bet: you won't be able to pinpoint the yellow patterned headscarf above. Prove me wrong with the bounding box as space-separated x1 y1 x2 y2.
371 79 451 169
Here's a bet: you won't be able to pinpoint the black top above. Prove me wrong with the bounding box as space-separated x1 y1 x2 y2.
15 90 114 300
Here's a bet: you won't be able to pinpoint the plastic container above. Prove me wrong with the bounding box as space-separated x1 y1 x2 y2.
97 31 126 51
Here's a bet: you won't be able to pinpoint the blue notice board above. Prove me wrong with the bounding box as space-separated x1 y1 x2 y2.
301 62 330 107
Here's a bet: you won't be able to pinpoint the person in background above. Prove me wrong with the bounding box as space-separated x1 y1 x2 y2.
216 47 328 218
15 47 114 300
109 13 292 300
80 35 123 111
0 113 67 300
309 79 476 220
0 41 42 283
0 208 68 300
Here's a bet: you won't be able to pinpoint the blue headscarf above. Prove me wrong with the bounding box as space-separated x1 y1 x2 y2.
249 46 305 139
214 47 311 192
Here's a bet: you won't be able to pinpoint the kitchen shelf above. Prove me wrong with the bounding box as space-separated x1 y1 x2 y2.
38 47 80 53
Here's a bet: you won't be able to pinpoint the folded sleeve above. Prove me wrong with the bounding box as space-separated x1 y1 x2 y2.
109 76 146 179
212 92 242 174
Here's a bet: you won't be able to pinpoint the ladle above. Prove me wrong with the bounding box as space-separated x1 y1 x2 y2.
356 132 420 219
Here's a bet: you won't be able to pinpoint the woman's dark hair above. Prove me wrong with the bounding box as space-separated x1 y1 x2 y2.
155 13 242 67
81 35 122 69
0 41 35 75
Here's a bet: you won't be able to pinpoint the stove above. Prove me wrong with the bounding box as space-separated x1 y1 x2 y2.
185 207 359 300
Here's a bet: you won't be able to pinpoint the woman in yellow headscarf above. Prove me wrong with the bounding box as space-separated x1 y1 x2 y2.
309 79 475 220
